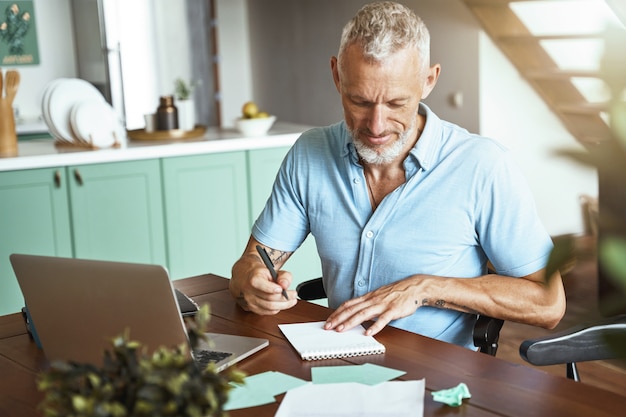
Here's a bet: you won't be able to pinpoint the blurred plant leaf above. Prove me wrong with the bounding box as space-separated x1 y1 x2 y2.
554 144 626 179
610 100 626 146
185 304 211 350
546 234 577 282
604 332 626 358
599 237 626 294
37 302 242 417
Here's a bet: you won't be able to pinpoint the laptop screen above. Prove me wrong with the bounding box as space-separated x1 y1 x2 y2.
11 254 267 369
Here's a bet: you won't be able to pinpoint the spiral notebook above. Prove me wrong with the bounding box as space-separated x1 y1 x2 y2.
279 321 385 360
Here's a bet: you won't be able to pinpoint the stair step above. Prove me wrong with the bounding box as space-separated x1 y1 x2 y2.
525 69 602 80
460 0 617 148
462 0 519 6
498 33 605 42
557 102 609 115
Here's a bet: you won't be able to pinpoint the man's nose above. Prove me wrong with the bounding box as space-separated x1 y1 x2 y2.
366 105 387 136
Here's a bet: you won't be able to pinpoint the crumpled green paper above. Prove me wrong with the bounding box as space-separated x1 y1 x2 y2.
431 382 471 407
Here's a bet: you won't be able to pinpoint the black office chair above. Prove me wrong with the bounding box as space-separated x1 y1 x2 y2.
296 277 505 356
519 156 626 382
520 314 626 381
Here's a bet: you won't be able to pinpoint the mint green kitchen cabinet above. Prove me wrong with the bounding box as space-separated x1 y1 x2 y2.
162 151 250 280
247 147 322 288
0 168 73 315
247 146 290 224
67 160 166 266
0 140 321 315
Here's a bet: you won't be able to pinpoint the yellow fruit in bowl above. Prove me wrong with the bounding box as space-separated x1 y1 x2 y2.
242 101 258 119
255 111 270 118
235 115 277 137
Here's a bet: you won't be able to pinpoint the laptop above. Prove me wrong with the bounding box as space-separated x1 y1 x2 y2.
10 254 268 372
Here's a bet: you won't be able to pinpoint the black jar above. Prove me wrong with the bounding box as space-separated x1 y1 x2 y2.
156 95 179 130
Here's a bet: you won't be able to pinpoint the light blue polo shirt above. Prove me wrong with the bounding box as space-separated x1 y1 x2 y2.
252 103 553 349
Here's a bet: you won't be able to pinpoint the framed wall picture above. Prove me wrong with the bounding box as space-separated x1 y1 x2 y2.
0 1 39 66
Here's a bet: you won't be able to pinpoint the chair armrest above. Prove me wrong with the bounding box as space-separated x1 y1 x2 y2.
473 315 504 356
520 314 626 366
296 277 327 300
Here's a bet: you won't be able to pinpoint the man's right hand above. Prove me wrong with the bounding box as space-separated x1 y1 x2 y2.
230 237 297 315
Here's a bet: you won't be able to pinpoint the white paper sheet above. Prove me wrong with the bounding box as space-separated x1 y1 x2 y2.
274 379 425 417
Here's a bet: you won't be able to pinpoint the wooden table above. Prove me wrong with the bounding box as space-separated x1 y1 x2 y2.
1 274 625 416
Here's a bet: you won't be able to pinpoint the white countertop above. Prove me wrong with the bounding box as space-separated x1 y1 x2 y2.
1 122 312 172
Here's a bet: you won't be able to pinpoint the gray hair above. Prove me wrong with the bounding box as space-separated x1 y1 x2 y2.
338 1 430 65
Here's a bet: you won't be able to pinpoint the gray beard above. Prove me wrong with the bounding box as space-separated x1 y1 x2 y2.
351 124 415 165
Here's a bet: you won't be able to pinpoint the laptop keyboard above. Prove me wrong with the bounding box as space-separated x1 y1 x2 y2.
193 349 233 367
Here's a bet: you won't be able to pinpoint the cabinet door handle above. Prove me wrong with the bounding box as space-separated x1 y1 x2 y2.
54 170 62 188
74 169 84 186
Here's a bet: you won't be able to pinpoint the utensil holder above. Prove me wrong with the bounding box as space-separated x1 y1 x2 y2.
0 100 17 157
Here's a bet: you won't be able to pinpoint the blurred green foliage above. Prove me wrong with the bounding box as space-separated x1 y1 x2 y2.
37 304 245 417
551 24 626 356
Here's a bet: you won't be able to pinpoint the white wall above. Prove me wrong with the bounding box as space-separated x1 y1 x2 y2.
478 32 597 236
215 0 252 128
244 0 479 132
93 0 211 129
99 0 191 129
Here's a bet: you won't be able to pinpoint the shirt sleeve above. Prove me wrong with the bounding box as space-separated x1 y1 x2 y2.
251 139 311 252
475 151 553 277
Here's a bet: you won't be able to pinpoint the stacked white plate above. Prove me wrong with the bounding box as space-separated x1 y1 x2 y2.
41 78 125 148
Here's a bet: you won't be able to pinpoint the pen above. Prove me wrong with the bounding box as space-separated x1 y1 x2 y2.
256 245 289 300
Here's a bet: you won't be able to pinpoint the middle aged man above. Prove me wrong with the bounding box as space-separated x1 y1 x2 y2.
229 1 565 350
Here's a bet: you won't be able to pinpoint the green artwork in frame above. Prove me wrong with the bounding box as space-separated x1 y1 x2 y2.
0 1 39 66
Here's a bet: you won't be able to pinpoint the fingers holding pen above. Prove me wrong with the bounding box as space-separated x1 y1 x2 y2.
256 244 290 300
242 267 297 314
231 240 297 314
255 268 293 298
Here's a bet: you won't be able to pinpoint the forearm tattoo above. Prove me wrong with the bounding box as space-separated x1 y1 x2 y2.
266 248 291 266
419 298 477 314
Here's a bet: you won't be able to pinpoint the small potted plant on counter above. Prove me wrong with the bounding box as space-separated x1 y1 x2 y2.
174 78 200 131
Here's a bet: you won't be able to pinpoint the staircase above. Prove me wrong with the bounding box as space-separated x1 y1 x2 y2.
460 0 621 146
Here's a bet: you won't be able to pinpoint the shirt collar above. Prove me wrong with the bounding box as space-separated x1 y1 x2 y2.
409 102 441 171
340 122 360 165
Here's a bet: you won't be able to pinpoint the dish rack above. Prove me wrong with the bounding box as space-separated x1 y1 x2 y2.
53 132 123 150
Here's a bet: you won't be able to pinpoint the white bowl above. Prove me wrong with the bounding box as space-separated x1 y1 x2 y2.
235 115 276 137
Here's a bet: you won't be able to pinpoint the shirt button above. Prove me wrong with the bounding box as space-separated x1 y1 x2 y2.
354 178 361 184
366 231 374 238
358 280 365 287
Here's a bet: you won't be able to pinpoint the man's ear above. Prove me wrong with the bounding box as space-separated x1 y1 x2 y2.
421 63 441 99
331 56 341 93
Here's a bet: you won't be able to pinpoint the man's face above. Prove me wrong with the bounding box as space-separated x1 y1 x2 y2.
332 44 437 164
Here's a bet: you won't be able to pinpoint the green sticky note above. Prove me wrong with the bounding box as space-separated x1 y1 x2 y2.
224 371 309 411
224 383 275 411
311 363 406 385
431 382 471 407
245 371 309 396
